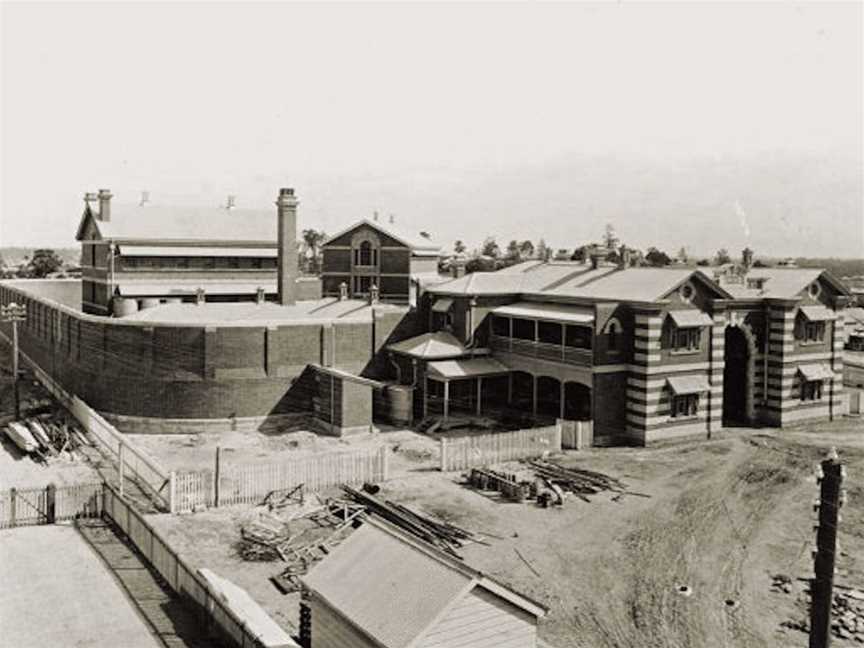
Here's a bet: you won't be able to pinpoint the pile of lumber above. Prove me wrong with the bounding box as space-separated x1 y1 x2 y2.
4 415 90 461
526 459 649 501
342 485 485 558
238 516 292 561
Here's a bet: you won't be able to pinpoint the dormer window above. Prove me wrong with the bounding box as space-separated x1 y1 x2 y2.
746 278 767 290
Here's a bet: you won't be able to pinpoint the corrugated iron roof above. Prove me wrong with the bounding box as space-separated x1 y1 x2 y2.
388 331 469 359
322 219 441 252
301 519 546 648
721 269 825 299
427 357 510 380
493 301 595 324
80 204 277 244
666 375 711 394
667 310 713 328
119 245 277 258
798 363 834 381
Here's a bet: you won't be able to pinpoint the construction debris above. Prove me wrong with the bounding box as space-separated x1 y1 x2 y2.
527 459 650 501
341 485 486 558
4 414 91 463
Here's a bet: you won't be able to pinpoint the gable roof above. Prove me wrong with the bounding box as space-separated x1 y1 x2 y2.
301 518 546 648
387 331 471 358
429 262 732 303
720 268 850 299
322 219 440 253
75 203 278 244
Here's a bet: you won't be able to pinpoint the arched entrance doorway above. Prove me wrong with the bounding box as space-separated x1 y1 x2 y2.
723 326 752 425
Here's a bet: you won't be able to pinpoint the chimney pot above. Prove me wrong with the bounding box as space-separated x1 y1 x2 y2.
389 214 394 224
226 195 236 209
97 188 113 222
373 211 379 222
140 190 150 206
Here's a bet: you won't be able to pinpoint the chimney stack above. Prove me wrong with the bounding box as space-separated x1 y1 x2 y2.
226 195 236 210
98 189 113 222
451 255 467 278
339 281 348 301
139 190 150 206
389 214 394 224
373 211 379 222
255 287 266 304
276 188 299 306
590 248 606 270
618 246 632 270
84 192 98 213
742 247 754 271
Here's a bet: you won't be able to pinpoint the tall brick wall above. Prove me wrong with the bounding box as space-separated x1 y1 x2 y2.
0 281 411 428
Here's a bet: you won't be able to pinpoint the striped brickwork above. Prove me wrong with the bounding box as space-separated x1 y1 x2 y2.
626 311 713 444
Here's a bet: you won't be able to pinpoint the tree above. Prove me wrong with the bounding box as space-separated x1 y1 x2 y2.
518 240 535 259
535 239 549 262
696 258 711 266
603 224 619 250
714 248 732 265
645 247 672 267
25 249 63 278
505 240 521 263
753 259 767 268
300 229 327 273
480 237 500 259
677 247 688 263
454 240 467 254
571 245 588 262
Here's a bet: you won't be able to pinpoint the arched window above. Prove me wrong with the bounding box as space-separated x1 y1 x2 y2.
359 240 373 266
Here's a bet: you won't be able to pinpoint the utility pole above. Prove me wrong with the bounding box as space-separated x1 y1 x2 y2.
809 447 846 648
1 302 27 420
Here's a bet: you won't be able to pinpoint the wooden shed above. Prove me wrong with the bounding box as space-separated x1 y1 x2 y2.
300 518 547 648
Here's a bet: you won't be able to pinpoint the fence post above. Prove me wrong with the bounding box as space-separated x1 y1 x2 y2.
118 442 126 497
214 446 221 508
46 483 56 524
555 419 563 452
10 487 16 527
169 471 177 514
381 445 389 481
440 437 447 472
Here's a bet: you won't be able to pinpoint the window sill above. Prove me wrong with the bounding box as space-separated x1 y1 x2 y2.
799 340 825 347
669 414 700 421
670 349 701 356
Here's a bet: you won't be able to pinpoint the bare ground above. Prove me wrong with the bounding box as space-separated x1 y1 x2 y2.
150 418 864 648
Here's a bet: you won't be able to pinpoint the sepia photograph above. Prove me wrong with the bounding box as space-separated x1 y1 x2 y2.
0 2 862 647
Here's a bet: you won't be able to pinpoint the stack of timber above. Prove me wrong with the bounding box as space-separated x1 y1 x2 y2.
341 485 485 558
526 459 649 501
4 416 90 461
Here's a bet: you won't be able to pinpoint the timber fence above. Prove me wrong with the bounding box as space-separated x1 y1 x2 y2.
0 482 103 529
439 423 562 471
173 446 389 513
102 485 279 648
5 339 175 512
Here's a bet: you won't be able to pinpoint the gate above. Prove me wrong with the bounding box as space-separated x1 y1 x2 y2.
0 483 103 529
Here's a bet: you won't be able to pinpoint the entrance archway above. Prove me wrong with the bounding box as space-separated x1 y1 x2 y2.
564 382 592 421
723 326 754 425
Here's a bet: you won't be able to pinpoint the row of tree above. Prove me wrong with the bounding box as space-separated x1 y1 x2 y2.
451 224 761 272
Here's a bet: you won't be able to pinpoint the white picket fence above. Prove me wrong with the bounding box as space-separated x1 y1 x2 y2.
439 424 562 471
173 446 389 513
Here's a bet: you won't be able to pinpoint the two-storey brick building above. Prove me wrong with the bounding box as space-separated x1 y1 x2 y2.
75 190 319 315
320 217 441 303
387 252 851 444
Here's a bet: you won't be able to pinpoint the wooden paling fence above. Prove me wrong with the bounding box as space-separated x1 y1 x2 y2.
0 482 103 529
439 424 562 471
173 446 389 513
102 485 276 648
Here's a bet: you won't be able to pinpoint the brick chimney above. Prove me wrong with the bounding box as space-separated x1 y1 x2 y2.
276 188 299 306
84 192 98 214
742 247 754 270
618 246 632 270
451 255 467 278
590 248 607 270
98 188 113 222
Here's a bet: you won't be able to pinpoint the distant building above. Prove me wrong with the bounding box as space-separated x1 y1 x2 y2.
74 190 320 315
301 518 547 648
320 217 441 303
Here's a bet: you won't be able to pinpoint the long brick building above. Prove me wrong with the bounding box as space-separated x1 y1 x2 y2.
388 250 851 444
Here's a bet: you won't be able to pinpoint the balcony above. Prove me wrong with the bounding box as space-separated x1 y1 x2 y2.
490 334 593 367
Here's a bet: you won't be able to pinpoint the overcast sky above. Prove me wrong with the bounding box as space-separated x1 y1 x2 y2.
1 2 862 257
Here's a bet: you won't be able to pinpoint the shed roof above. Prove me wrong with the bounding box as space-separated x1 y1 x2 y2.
301 518 546 648
798 363 834 381
667 310 714 328
666 375 711 395
799 304 836 321
427 357 510 380
77 203 278 244
493 301 595 324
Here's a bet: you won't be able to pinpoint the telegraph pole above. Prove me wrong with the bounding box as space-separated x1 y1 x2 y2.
809 447 845 648
1 302 27 420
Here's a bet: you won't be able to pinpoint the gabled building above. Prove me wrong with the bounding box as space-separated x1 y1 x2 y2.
74 189 319 315
386 250 851 444
301 518 547 648
320 217 441 303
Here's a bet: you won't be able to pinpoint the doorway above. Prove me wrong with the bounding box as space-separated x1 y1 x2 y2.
723 326 751 425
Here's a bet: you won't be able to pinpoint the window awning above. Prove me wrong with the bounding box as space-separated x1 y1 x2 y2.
797 363 834 381
118 246 277 258
666 375 711 395
493 302 594 325
431 298 454 313
799 305 835 322
427 357 510 380
667 310 713 328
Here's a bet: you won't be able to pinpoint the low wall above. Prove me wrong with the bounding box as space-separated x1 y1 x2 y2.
0 280 409 429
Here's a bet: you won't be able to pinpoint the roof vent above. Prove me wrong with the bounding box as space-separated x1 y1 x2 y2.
139 190 150 206
373 211 379 222
226 195 236 210
389 214 395 224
